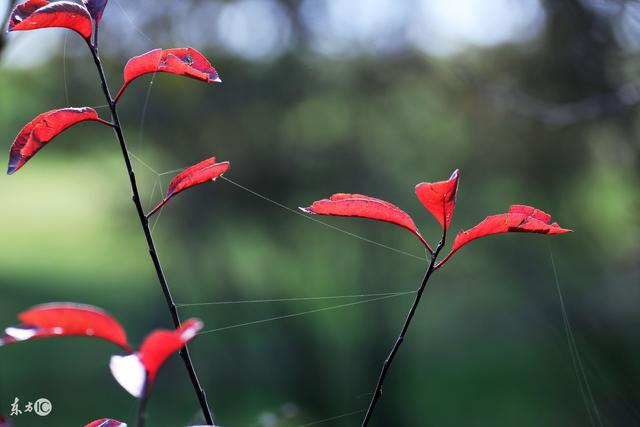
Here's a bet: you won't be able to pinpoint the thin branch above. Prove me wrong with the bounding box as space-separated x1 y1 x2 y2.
136 382 150 427
487 80 640 126
85 39 215 425
360 240 445 427
0 0 18 58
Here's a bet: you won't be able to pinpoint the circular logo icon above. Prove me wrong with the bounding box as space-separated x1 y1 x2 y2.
34 398 52 416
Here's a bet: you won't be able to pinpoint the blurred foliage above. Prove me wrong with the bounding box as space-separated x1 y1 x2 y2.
0 0 639 426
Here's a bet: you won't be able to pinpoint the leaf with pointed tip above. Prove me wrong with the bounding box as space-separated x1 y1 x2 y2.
84 419 127 427
415 169 459 231
116 48 220 101
1 303 130 351
147 157 230 217
110 320 203 397
8 0 92 39
82 0 108 22
437 205 572 267
7 107 107 175
139 319 203 382
301 193 431 251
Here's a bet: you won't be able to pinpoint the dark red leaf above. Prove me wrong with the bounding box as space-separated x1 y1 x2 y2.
82 0 108 22
7 107 107 175
1 303 130 351
109 320 203 397
116 48 220 102
0 416 11 427
437 204 572 267
9 0 92 40
147 157 230 217
84 419 126 427
415 169 459 231
301 193 431 251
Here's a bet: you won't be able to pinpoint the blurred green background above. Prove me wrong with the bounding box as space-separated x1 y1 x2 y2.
0 0 639 426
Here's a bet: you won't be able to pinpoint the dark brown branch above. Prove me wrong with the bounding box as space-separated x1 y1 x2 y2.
361 240 445 426
86 40 214 425
0 0 18 59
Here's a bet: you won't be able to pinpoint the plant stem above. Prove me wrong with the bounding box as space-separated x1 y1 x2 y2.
86 41 215 426
360 241 444 427
136 384 150 427
0 0 18 57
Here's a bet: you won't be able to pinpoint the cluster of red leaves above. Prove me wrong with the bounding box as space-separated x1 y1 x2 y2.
1 304 202 398
302 170 571 267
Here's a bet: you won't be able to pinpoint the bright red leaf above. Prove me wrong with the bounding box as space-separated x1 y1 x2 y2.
147 157 230 217
82 0 108 23
8 0 92 40
7 107 109 175
110 320 203 397
84 419 126 427
1 303 130 351
301 193 431 251
139 319 203 382
437 204 572 267
415 169 459 232
115 48 220 102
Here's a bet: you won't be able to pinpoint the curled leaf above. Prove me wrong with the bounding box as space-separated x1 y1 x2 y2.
116 48 220 102
139 319 203 383
110 320 203 397
437 204 572 267
9 0 92 40
301 194 431 251
84 419 127 427
1 303 130 351
147 157 230 217
415 169 459 232
8 107 108 175
82 0 108 23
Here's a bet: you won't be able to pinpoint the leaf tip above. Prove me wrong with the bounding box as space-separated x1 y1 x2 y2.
299 206 313 214
6 161 19 175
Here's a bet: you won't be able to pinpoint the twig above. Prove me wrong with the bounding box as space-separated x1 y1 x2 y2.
85 38 214 425
136 382 150 427
0 0 18 58
360 240 445 426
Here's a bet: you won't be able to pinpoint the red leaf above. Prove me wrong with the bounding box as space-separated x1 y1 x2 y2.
415 169 459 232
0 416 11 427
110 320 203 397
147 157 230 217
7 107 107 175
437 204 572 267
301 193 431 251
1 303 130 351
139 319 203 383
116 48 220 102
8 0 92 40
82 0 108 22
84 419 126 427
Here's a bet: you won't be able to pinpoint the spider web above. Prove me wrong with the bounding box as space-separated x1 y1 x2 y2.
56 2 625 426
68 2 428 426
